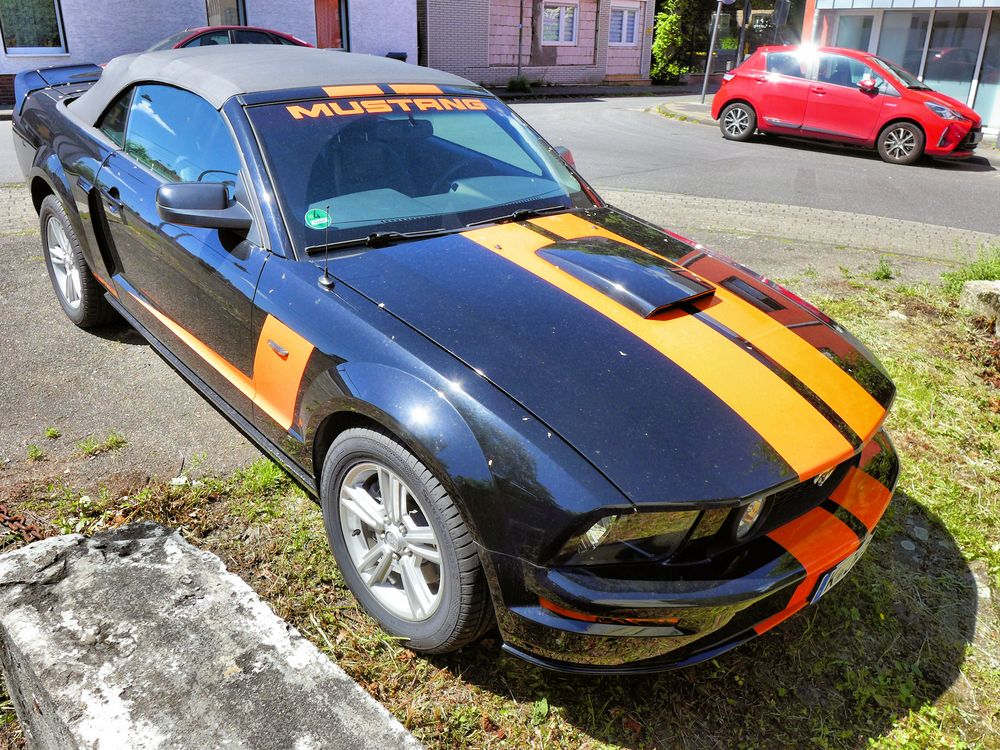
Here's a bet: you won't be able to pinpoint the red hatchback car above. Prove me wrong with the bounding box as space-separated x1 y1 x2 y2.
148 26 311 51
712 45 983 165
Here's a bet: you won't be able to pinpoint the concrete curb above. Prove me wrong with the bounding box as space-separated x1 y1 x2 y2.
653 102 1000 168
0 523 424 750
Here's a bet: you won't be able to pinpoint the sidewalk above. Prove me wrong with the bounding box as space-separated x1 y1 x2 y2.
655 93 1000 166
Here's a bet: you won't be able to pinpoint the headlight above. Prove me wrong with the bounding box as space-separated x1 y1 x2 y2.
734 497 767 540
924 102 960 120
558 510 700 565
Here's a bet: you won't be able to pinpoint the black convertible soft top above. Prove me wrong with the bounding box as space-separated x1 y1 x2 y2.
69 46 477 125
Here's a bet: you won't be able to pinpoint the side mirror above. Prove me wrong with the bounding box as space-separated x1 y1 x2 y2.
858 78 877 93
156 182 252 231
555 145 575 168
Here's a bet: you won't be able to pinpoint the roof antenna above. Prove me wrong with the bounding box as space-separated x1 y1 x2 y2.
319 203 334 289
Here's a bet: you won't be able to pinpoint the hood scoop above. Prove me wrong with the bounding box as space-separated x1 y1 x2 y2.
537 238 714 318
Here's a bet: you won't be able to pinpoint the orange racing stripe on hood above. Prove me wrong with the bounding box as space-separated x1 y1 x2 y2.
461 223 853 480
529 213 887 448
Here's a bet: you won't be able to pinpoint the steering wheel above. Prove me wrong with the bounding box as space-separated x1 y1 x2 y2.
429 157 490 194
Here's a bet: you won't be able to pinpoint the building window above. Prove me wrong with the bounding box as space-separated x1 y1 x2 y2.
0 0 66 55
609 7 638 46
542 3 577 45
206 0 245 26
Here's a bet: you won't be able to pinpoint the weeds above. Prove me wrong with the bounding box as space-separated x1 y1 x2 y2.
871 258 896 281
942 245 1000 296
25 445 44 462
44 427 61 440
77 432 127 457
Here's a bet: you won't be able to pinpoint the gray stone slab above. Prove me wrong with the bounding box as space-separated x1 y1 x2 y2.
0 523 422 750
959 280 1000 336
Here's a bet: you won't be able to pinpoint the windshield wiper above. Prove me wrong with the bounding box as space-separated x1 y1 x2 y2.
305 226 466 255
464 204 574 228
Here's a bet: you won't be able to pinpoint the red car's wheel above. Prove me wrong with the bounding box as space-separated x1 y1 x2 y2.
877 122 924 165
720 102 757 141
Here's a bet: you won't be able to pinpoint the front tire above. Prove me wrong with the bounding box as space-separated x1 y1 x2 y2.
39 194 115 328
877 122 924 165
719 102 757 141
320 427 494 653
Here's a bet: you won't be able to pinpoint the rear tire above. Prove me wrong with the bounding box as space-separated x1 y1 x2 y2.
320 426 494 653
719 102 757 141
877 122 924 165
39 194 115 328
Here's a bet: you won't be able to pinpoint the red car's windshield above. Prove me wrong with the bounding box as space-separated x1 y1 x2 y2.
872 56 932 90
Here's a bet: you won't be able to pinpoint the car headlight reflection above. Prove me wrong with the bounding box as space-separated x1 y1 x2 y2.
560 510 700 565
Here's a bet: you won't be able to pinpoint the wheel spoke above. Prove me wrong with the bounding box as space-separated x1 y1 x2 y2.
404 526 436 545
64 272 76 302
49 245 66 266
406 541 440 565
399 555 434 619
379 467 406 524
341 485 385 530
366 547 395 585
356 541 389 573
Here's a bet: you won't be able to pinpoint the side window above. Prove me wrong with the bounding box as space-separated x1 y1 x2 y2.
123 84 241 184
765 52 809 79
97 88 133 147
817 54 871 87
185 31 231 47
233 29 277 44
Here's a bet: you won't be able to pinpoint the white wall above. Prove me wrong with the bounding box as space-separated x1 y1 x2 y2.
348 0 417 63
246 0 318 45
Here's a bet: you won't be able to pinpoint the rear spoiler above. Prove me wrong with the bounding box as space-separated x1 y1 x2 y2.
14 63 103 115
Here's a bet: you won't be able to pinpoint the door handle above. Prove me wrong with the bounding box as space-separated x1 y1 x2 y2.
753 74 768 82
811 86 826 94
267 339 289 359
101 186 122 215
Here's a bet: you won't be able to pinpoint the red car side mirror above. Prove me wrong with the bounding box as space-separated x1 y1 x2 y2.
858 78 877 93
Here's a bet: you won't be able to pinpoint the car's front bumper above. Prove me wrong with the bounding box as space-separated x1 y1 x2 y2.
489 430 899 674
925 119 981 157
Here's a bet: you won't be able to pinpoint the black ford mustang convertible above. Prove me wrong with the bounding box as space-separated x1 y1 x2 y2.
13 46 898 673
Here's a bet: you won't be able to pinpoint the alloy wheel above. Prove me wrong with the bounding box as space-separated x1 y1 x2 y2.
338 461 443 622
723 107 751 137
46 216 81 310
883 127 916 160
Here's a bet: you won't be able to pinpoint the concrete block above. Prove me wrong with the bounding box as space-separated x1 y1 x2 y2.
959 280 1000 336
0 523 422 750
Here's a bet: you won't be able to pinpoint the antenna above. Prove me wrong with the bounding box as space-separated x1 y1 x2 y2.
319 203 334 289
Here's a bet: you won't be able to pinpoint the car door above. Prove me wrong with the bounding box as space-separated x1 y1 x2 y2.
94 83 268 414
803 53 886 141
752 50 815 129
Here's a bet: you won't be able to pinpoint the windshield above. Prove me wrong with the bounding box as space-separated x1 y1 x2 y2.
246 92 593 253
149 30 193 51
872 56 930 90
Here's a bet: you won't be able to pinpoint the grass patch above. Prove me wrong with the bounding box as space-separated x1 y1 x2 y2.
25 445 44 462
5 283 998 750
870 258 896 281
44 427 61 440
942 246 1000 296
76 432 127 457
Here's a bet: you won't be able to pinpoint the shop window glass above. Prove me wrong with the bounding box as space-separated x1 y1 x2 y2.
0 0 65 53
876 12 929 75
834 15 873 52
973 13 1000 129
922 11 987 103
206 0 244 25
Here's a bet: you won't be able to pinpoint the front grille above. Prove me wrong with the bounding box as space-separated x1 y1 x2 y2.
959 128 982 150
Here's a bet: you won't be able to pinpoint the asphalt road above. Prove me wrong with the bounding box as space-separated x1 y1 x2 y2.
511 96 1000 235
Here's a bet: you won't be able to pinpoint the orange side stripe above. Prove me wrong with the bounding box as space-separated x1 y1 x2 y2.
754 506 861 634
129 293 313 431
531 213 887 449
388 84 442 95
322 85 385 97
829 467 893 532
131 293 255 401
462 224 853 481
252 315 315 431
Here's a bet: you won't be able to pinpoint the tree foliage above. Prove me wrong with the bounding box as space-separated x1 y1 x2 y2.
650 0 696 84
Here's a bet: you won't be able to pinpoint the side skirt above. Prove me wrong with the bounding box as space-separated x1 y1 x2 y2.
105 293 319 498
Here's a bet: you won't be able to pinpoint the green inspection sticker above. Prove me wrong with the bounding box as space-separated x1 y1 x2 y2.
305 208 332 230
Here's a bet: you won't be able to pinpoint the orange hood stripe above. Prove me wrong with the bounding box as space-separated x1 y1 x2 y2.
129 293 313 431
828 467 893 532
461 223 853 480
530 213 886 450
321 84 385 98
388 84 442 95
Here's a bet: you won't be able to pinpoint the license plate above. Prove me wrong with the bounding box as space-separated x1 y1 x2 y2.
811 535 871 604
